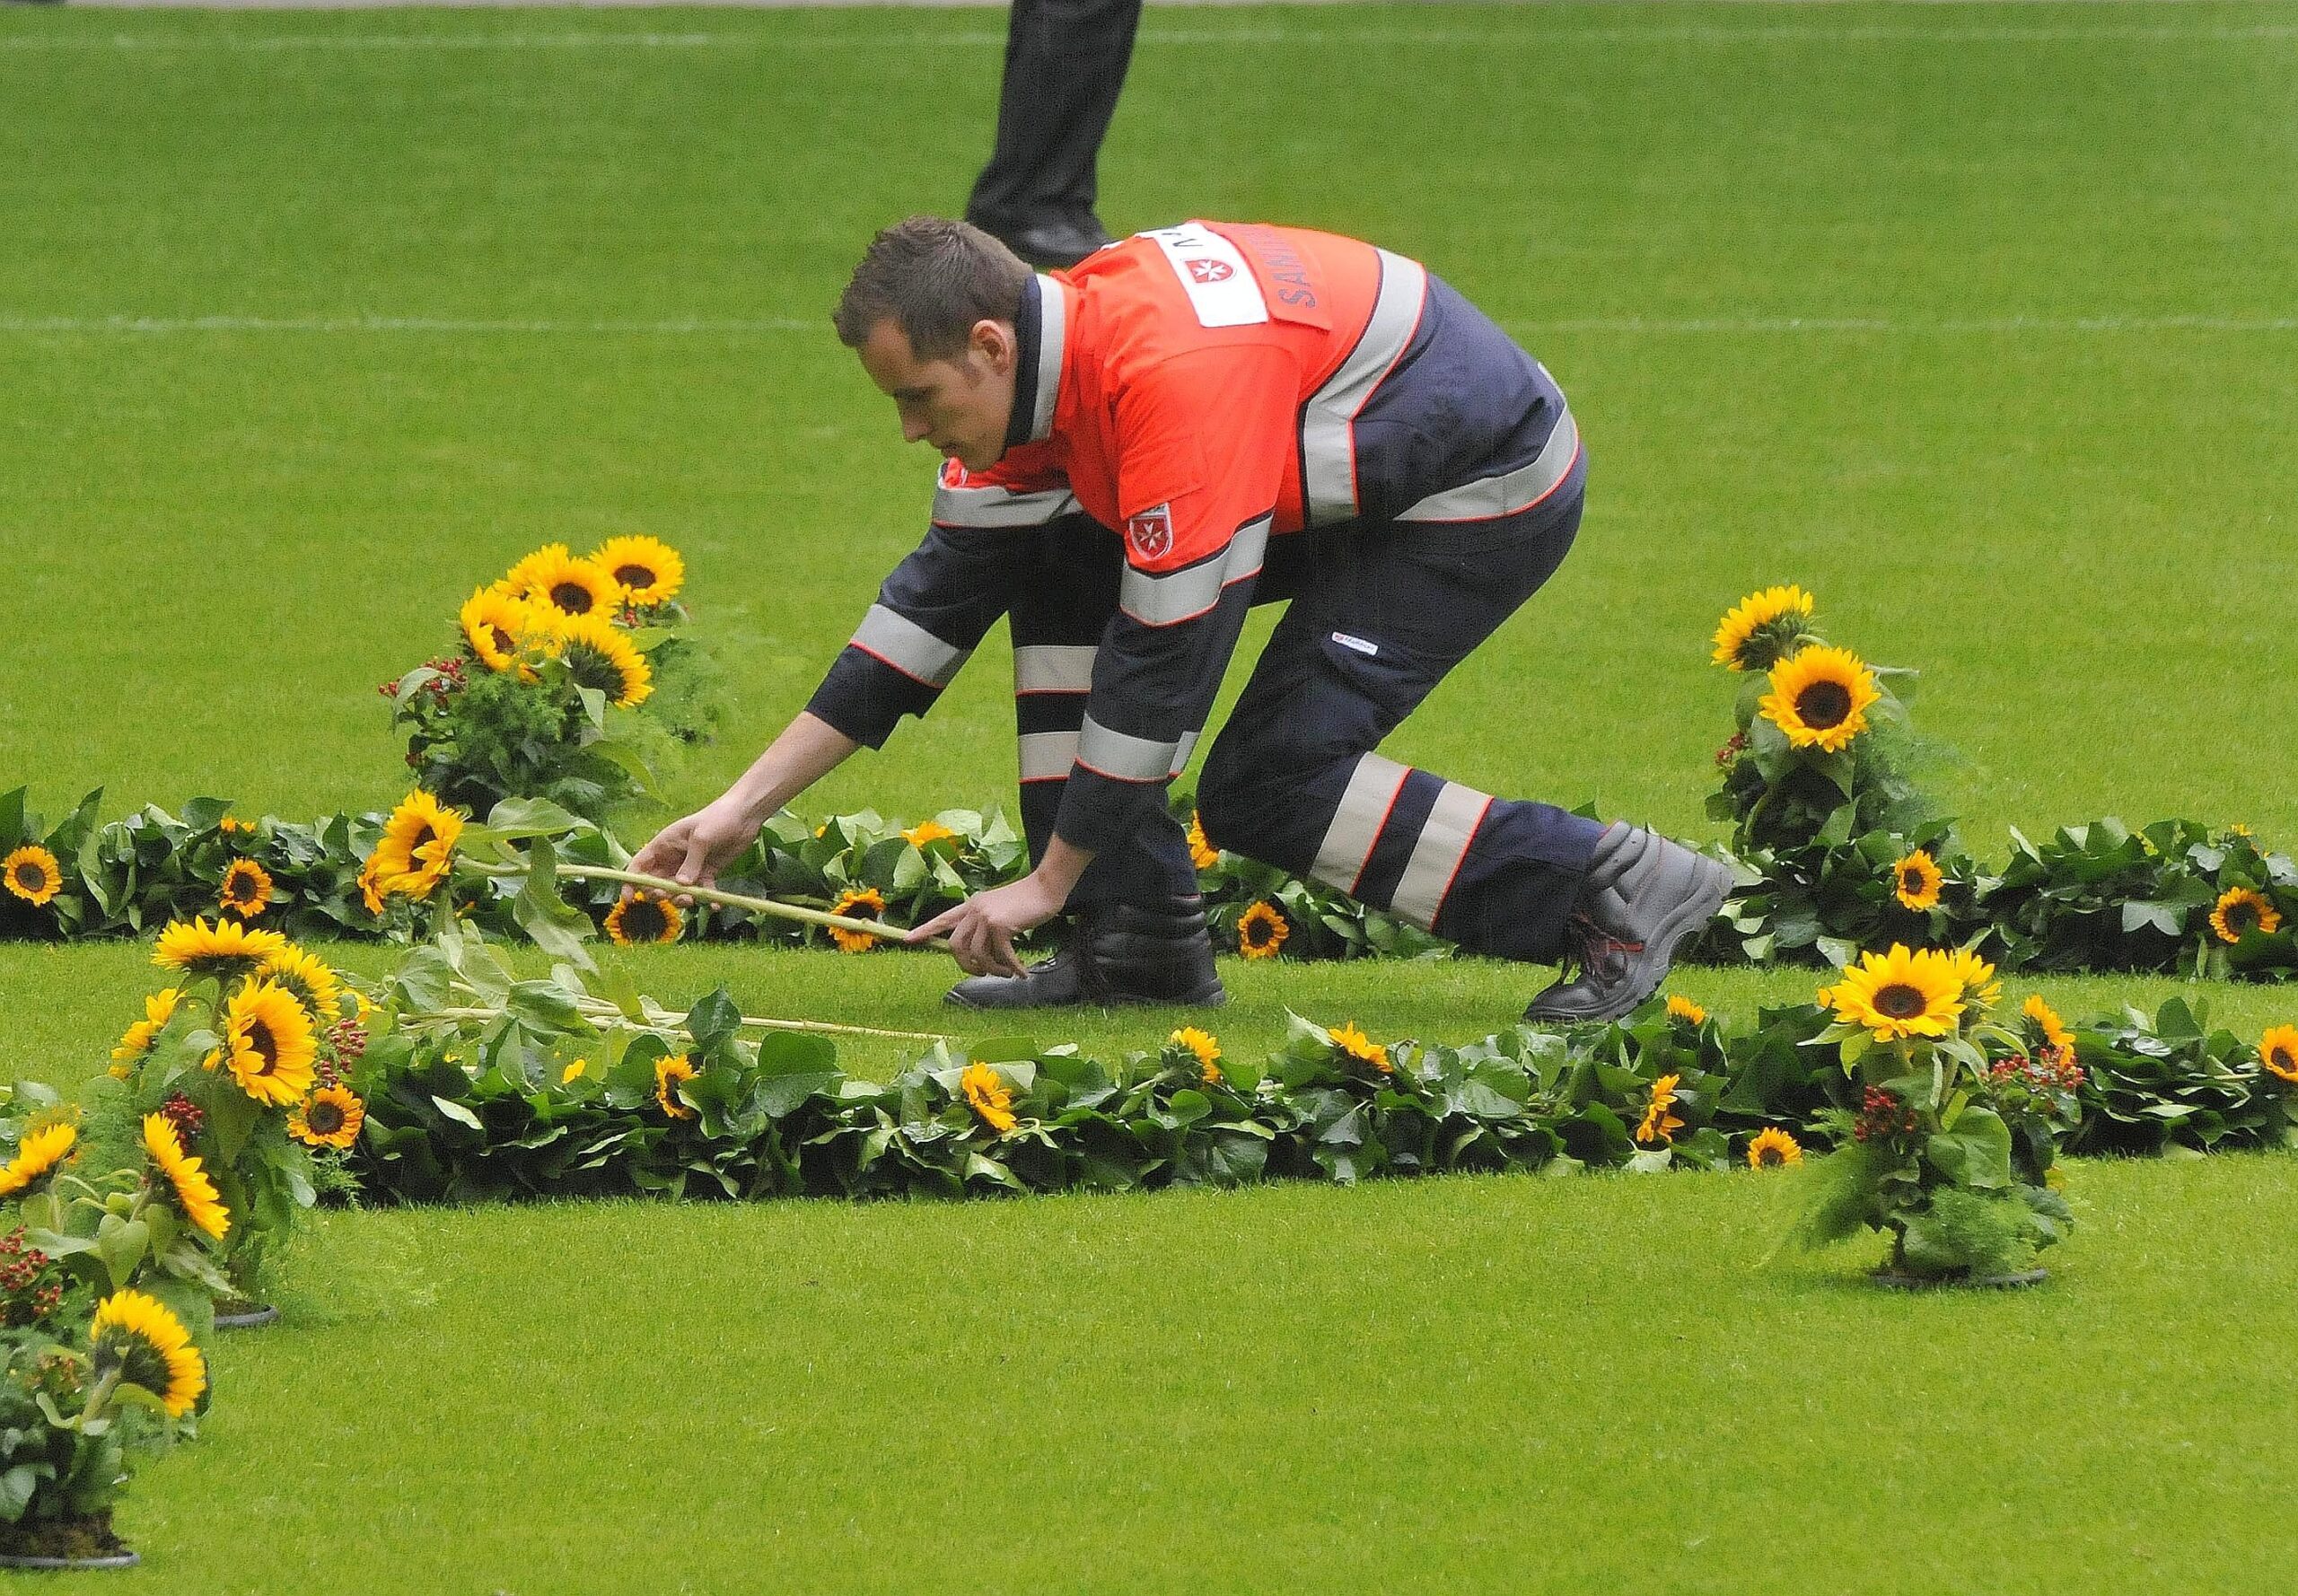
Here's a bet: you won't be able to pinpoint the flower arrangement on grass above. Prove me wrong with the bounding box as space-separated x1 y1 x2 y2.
389 539 721 823
1797 944 2078 1283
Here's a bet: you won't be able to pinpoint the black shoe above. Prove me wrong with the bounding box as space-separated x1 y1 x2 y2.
1522 824 1732 1024
946 896 1226 1010
969 212 1115 271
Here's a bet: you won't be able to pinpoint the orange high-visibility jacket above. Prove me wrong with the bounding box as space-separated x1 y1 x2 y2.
809 221 1581 854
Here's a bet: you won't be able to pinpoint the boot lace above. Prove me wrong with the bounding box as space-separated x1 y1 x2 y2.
1562 911 1645 976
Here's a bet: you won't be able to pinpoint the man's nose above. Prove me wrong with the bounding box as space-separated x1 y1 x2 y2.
902 414 932 444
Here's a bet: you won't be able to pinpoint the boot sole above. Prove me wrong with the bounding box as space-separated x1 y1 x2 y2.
1524 855 1732 1024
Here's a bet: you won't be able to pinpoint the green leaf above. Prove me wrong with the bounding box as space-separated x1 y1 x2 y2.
431 1095 484 1131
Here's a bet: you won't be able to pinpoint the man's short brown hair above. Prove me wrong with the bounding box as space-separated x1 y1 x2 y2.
833 216 1033 362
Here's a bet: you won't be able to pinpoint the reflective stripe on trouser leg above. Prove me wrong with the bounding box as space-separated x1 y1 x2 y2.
1309 756 1490 932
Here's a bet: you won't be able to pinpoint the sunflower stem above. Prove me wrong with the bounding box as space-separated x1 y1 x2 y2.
464 860 944 950
399 1004 945 1045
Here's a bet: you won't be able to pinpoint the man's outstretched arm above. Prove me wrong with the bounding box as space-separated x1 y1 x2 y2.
628 712 858 894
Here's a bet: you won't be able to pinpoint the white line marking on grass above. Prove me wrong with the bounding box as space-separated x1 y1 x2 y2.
6 313 2295 338
1505 315 2298 334
0 314 819 333
7 20 2298 50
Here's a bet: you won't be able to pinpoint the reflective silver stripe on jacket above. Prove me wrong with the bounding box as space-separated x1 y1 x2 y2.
1013 645 1096 694
849 604 970 688
1076 715 1176 782
1029 274 1066 444
1117 513 1272 627
1169 729 1201 776
1309 753 1410 894
1390 782 1493 929
931 481 1079 528
1395 409 1581 523
1300 251 1429 526
1018 731 1079 782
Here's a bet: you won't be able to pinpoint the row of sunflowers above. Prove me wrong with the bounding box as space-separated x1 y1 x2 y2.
0 919 366 1563
4 566 2296 981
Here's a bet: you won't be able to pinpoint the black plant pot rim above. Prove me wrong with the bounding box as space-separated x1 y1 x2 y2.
1872 1267 2047 1290
214 1302 279 1329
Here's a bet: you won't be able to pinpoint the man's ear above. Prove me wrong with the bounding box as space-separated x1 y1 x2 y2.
971 319 1018 375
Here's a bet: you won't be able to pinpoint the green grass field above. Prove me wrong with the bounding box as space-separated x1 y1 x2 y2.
4 2 2296 1588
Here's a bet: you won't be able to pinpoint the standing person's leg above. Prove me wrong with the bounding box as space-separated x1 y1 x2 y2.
1196 478 1729 1016
965 0 1143 268
946 514 1223 1009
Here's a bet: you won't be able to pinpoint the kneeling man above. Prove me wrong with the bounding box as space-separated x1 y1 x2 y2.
632 216 1727 1019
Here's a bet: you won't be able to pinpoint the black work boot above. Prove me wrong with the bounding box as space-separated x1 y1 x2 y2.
1522 824 1732 1024
945 895 1226 1010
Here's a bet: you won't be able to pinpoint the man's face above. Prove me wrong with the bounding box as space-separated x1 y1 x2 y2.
856 317 1018 475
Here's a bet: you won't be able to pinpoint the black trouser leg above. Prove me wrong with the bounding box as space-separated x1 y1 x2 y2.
1195 483 1606 964
1008 517 1198 910
967 0 1144 230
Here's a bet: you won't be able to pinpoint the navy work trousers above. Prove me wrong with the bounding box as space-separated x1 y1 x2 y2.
1009 469 1606 964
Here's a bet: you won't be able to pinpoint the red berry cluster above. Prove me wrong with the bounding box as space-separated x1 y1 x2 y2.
160 1092 206 1141
1852 1086 1919 1143
328 1016 370 1066
0 1227 66 1326
1988 1049 2085 1093
380 656 468 702
1715 731 1750 769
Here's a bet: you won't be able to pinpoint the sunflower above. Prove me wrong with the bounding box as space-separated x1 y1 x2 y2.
287 1085 365 1150
1759 646 1881 753
1942 947 2002 1011
218 978 318 1106
1170 1026 1223 1085
1328 1021 1391 1074
828 888 887 953
2022 995 2075 1057
654 1054 697 1119
2 845 62 907
112 987 184 1067
2260 1025 2298 1084
1746 1127 1803 1169
1823 944 1965 1041
901 820 958 851
217 814 250 836
1892 849 1943 912
1665 994 1708 1028
2210 887 2282 945
1710 584 1817 672
516 548 622 618
259 945 343 1026
1636 1074 1684 1146
554 611 653 708
140 1114 229 1240
604 890 682 946
1237 900 1288 960
960 1063 1017 1135
368 790 464 901
90 1289 206 1419
0 1123 77 1199
1187 811 1220 872
561 1058 589 1084
590 535 685 607
153 916 288 981
218 858 275 919
460 585 548 675
500 543 571 598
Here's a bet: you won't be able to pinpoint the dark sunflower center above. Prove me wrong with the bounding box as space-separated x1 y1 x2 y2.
11 864 38 890
308 1101 345 1136
614 564 654 590
1795 680 1853 729
1873 983 1927 1020
2230 902 2259 933
551 582 593 613
2269 1047 2294 1073
1244 918 1272 945
226 873 255 903
1900 867 1922 891
487 624 515 652
1756 1145 1784 1167
626 901 666 941
247 1020 277 1069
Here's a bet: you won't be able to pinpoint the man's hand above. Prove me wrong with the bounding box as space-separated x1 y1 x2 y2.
908 873 1068 978
627 794 761 901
